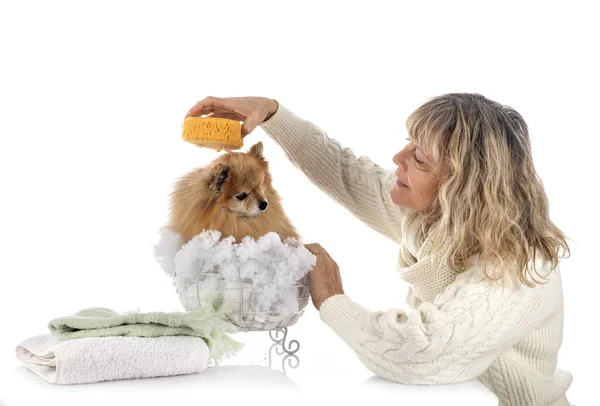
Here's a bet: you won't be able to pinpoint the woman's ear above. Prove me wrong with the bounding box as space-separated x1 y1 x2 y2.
248 142 264 160
208 163 230 193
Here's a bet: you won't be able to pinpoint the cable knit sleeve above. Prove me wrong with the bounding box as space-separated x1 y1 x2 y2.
319 261 563 385
259 102 404 244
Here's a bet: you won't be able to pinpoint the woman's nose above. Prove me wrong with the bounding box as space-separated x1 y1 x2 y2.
393 150 408 171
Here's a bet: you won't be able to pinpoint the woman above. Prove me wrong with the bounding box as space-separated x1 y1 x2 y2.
186 94 572 406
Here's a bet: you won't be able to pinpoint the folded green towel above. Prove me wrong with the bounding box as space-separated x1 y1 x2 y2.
48 305 243 365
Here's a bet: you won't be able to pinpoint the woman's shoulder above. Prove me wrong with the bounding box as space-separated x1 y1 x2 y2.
439 255 563 303
424 259 564 329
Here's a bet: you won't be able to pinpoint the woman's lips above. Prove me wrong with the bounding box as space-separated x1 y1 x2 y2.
396 179 408 188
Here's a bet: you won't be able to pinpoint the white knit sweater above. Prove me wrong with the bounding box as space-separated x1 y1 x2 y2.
260 103 573 406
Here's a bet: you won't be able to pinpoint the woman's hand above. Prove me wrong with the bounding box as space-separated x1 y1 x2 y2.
304 243 345 311
186 96 278 137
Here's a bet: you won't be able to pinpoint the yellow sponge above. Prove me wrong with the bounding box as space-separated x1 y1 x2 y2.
182 117 243 150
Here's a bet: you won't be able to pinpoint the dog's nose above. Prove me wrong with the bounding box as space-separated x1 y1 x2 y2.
258 201 268 211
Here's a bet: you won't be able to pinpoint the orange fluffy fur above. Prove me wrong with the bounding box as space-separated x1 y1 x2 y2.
166 142 300 244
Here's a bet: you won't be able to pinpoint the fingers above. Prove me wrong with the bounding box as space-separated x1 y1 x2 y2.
304 243 322 254
186 97 246 119
305 243 336 265
186 106 235 119
309 244 338 269
187 96 220 117
201 111 244 121
241 116 260 138
187 107 244 120
186 100 207 118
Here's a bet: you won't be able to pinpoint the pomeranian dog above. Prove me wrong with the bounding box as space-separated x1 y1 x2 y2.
167 142 300 244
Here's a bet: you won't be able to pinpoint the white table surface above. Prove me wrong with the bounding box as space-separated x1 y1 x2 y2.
1 310 497 406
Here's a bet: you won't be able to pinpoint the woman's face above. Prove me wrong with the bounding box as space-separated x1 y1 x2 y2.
390 141 440 212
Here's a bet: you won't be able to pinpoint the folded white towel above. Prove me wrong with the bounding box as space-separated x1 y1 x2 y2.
15 334 210 384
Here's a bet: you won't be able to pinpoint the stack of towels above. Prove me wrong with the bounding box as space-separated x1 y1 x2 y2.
15 306 243 384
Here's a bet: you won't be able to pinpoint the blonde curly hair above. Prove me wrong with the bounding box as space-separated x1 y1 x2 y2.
407 93 569 286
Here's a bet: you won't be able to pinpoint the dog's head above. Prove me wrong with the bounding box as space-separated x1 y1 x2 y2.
206 142 273 217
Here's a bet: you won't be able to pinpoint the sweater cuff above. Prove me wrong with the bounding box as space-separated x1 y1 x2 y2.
259 101 311 158
319 294 369 350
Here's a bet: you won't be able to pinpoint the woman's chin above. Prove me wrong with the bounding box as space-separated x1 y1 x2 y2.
389 187 405 206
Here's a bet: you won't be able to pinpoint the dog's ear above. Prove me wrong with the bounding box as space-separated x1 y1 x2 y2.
208 163 229 193
248 142 264 160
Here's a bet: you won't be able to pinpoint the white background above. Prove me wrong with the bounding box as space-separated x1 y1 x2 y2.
1 1 598 405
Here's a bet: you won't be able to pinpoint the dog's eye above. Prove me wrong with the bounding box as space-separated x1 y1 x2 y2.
235 193 248 201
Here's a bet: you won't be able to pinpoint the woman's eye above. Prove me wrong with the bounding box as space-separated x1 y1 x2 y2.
413 154 424 165
235 193 248 201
